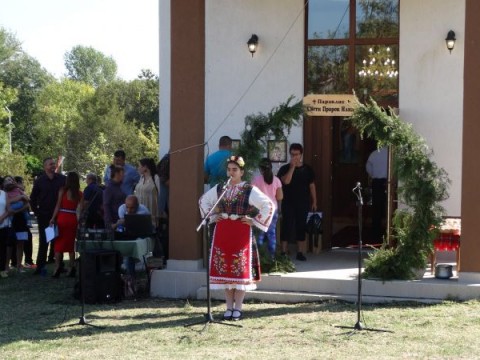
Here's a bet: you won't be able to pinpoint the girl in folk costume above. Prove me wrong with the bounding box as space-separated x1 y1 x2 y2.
199 156 274 321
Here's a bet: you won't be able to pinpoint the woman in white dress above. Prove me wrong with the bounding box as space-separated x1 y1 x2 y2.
199 155 274 321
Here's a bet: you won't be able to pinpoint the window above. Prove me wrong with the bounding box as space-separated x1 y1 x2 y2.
306 0 399 106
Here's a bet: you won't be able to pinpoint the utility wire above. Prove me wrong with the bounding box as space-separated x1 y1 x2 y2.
170 1 309 156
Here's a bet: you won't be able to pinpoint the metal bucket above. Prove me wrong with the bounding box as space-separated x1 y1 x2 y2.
435 264 453 279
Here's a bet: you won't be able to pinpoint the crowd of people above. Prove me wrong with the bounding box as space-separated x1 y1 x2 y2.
0 149 169 279
0 138 319 322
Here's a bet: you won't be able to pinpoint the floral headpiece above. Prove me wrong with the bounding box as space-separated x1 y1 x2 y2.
229 155 245 168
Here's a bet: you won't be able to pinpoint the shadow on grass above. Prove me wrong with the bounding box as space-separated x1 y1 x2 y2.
0 268 451 346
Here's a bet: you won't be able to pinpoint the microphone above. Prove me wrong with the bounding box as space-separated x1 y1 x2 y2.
222 176 232 190
352 182 362 191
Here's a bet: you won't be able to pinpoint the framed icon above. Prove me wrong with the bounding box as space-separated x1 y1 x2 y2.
231 139 241 150
267 140 287 162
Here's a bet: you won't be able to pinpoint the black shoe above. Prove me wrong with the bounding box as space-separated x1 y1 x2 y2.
232 309 242 321
67 267 76 278
223 309 233 321
46 259 55 264
296 252 307 261
52 268 61 278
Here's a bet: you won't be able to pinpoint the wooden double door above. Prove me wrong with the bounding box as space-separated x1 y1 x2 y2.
303 116 377 249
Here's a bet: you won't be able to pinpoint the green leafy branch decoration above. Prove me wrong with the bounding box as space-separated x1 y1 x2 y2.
348 99 450 280
235 95 303 178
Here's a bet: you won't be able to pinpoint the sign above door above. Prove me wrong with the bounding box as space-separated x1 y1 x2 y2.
304 94 359 117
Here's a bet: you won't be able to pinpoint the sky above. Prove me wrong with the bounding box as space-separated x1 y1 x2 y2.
0 0 159 81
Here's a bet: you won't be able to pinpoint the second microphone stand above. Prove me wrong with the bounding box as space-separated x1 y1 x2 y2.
336 182 391 335
185 179 242 332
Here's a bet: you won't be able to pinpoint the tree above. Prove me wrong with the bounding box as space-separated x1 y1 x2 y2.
90 75 159 130
0 27 21 65
1 53 54 152
31 79 95 169
64 45 118 87
1 27 54 153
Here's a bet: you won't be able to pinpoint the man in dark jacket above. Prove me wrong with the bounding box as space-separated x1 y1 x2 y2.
30 157 66 274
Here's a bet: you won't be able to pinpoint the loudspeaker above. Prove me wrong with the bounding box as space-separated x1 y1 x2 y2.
80 249 122 304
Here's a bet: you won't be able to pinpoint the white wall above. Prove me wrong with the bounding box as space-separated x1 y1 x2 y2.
400 0 465 215
159 0 171 158
204 0 305 157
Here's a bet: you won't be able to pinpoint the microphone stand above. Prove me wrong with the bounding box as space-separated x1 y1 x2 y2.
58 227 104 329
185 179 242 331
336 182 392 335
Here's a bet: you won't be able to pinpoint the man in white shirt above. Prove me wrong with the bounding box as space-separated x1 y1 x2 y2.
366 147 388 243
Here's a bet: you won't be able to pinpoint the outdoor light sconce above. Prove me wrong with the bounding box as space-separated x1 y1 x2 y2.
247 34 259 57
445 30 456 54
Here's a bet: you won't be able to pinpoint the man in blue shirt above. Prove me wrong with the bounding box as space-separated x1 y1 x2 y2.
204 136 232 187
103 150 140 196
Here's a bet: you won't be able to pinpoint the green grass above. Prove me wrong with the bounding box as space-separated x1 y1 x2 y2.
1 268 480 359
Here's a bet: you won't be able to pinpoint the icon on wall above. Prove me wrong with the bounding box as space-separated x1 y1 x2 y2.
267 140 287 163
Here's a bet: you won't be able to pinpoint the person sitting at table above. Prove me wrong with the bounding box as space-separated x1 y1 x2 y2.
114 195 151 276
113 195 150 231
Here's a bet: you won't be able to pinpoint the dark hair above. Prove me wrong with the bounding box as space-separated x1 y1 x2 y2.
14 176 23 184
64 171 80 202
139 158 157 177
289 143 303 154
109 165 124 179
114 150 126 159
219 136 232 147
259 158 274 185
86 173 97 183
0 177 3 190
43 157 54 165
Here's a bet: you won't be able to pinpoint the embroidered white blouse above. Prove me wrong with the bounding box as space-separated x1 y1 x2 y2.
199 181 274 232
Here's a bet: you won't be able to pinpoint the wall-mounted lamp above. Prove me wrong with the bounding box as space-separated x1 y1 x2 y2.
247 34 259 57
445 30 456 54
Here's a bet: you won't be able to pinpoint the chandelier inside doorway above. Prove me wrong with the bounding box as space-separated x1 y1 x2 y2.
358 46 398 79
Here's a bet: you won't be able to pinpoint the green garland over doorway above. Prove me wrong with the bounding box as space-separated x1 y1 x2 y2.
348 99 450 280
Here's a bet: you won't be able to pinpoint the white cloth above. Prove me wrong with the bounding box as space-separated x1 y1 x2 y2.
199 182 274 233
366 147 388 179
0 191 11 229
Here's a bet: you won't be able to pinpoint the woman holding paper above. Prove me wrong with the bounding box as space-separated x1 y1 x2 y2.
50 172 82 278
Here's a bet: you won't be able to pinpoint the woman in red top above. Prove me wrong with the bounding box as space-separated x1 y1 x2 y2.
50 172 82 278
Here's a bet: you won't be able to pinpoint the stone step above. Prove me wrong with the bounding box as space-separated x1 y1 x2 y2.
196 287 444 304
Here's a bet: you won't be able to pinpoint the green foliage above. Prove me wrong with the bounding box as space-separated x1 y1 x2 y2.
0 52 54 152
31 79 95 169
0 82 18 119
0 151 30 191
349 99 450 280
0 27 21 65
64 45 118 87
257 241 295 274
93 77 159 130
23 154 43 176
236 96 303 178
